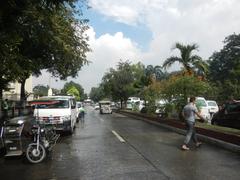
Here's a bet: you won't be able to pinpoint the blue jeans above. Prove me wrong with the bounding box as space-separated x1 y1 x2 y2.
80 112 85 121
184 121 198 145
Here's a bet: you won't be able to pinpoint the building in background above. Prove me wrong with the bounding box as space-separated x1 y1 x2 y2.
3 76 33 101
48 88 53 96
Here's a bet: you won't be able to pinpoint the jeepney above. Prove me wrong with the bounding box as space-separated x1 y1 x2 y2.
99 101 112 114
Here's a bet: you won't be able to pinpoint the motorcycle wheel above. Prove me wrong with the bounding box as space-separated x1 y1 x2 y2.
26 143 46 164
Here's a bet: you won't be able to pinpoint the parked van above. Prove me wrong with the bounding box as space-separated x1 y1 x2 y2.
33 96 77 134
195 97 211 122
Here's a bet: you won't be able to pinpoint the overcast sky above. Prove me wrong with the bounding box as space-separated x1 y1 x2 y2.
33 0 240 94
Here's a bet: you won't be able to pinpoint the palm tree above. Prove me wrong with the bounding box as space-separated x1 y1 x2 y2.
145 65 166 81
163 42 208 76
192 59 209 79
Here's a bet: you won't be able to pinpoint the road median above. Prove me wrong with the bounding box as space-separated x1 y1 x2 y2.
118 110 240 153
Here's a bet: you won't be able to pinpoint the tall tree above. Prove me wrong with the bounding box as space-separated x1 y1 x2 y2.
0 0 90 99
144 65 166 83
62 81 85 100
33 85 49 97
67 86 80 100
102 61 136 108
163 42 207 76
89 86 105 102
208 33 240 101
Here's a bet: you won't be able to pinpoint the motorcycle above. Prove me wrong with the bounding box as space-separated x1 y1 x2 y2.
2 116 59 163
26 121 59 163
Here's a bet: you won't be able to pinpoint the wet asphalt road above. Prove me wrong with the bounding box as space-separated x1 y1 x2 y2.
0 106 240 180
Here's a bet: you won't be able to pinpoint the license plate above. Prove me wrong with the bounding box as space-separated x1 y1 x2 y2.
9 147 17 150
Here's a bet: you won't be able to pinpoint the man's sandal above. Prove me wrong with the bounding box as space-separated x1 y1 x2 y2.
181 145 190 150
196 142 202 147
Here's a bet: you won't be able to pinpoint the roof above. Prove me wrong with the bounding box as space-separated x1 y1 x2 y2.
39 96 74 100
99 100 111 104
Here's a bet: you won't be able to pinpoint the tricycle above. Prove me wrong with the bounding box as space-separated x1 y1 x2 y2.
2 115 59 163
1 101 60 164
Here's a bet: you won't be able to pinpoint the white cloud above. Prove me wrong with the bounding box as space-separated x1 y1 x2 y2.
89 0 240 60
33 0 240 93
80 27 141 91
88 0 141 25
33 27 141 93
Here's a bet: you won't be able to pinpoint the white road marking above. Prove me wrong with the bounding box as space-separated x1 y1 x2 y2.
99 118 104 122
111 130 126 143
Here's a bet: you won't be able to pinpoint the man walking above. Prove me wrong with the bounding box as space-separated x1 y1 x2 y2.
181 97 205 150
2 99 9 121
79 105 86 122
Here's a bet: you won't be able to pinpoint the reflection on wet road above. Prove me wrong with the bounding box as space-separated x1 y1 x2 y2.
0 106 240 180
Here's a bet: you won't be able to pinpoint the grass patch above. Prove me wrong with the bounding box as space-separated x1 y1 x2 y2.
196 122 240 136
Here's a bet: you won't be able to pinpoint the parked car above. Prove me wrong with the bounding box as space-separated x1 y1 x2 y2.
211 102 240 129
76 101 81 112
195 97 211 122
94 103 100 110
110 102 118 111
76 102 83 122
155 99 168 117
206 100 219 117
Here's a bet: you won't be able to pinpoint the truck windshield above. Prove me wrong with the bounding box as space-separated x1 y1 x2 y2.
36 100 69 109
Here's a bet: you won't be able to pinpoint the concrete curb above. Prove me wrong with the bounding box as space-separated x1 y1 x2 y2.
119 111 240 154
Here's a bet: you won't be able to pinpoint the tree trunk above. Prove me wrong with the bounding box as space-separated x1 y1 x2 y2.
20 79 26 101
19 78 26 116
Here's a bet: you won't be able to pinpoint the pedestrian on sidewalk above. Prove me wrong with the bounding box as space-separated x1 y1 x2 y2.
79 105 86 122
1 99 9 122
181 96 205 150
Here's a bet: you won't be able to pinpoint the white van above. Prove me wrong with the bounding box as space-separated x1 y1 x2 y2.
126 97 141 110
195 97 211 122
33 96 77 134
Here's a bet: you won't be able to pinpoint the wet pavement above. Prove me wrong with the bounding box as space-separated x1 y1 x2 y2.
0 106 240 180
